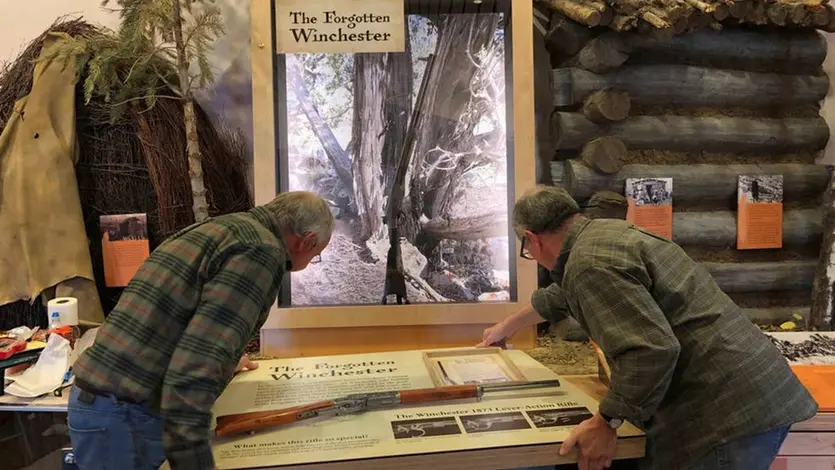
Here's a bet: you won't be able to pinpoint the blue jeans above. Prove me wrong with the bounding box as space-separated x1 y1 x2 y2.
688 426 791 470
67 385 166 470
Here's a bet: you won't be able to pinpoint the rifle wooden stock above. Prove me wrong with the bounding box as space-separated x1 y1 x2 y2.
214 400 336 437
399 384 479 404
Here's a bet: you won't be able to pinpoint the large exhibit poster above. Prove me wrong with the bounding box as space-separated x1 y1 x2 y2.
209 349 644 468
273 0 516 307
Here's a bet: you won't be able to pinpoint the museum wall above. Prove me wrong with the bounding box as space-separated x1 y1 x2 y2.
2 1 835 332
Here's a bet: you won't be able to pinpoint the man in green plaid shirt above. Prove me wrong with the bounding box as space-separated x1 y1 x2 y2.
67 191 334 470
479 186 817 470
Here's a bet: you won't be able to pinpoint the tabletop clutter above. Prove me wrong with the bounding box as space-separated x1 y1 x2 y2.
0 296 96 399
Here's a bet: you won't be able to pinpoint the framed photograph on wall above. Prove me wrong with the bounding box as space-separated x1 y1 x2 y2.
250 0 537 356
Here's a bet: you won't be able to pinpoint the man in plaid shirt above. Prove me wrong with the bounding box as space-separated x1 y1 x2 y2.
67 191 334 470
479 186 817 470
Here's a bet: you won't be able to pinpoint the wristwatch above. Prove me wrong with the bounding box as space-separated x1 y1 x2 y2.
599 412 624 429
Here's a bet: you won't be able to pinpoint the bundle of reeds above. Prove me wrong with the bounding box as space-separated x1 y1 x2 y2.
0 18 253 329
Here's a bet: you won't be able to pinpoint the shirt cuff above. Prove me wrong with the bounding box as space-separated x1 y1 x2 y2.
167 440 215 470
530 285 569 324
598 390 651 425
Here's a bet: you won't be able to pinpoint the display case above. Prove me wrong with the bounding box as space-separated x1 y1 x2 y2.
250 0 537 356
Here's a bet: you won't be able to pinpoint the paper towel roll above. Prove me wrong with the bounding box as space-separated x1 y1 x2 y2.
48 297 79 327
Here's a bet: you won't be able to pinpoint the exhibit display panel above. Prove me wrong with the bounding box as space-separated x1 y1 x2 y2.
209 348 644 468
250 0 538 355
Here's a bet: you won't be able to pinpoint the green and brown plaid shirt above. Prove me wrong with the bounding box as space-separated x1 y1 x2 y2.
532 216 817 469
73 206 289 470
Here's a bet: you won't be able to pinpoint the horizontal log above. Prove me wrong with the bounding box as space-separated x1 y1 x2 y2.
618 28 827 70
552 65 829 108
550 308 809 341
556 161 831 203
704 260 816 293
551 112 829 153
420 211 507 240
672 209 822 246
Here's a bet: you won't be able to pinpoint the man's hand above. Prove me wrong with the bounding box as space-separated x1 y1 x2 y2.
559 413 617 470
476 323 508 348
235 355 258 374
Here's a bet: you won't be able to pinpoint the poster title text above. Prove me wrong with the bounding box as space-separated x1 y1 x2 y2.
270 360 399 381
288 11 394 44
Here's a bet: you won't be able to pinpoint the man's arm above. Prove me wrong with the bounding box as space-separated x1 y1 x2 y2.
477 284 570 347
570 265 681 425
161 245 283 469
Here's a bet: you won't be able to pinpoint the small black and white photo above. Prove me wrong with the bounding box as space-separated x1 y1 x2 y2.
626 178 673 206
738 175 783 204
99 213 149 241
460 412 531 434
390 417 462 439
526 407 594 428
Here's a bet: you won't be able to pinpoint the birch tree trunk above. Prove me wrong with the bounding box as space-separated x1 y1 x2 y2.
173 0 209 222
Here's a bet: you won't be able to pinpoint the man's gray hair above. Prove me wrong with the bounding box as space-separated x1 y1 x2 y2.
262 191 335 242
512 185 581 239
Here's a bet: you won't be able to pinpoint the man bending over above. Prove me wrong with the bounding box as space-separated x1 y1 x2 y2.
68 191 334 470
478 186 816 470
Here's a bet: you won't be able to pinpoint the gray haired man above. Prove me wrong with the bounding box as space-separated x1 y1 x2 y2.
478 186 816 470
68 191 334 470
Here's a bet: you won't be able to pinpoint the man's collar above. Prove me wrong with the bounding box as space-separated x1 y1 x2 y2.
249 206 293 271
550 216 592 285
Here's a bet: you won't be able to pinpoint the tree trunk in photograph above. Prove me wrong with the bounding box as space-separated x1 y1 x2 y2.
552 112 829 153
704 260 816 293
420 212 508 241
672 209 822 247
173 0 208 222
810 173 835 329
381 23 417 305
556 160 831 203
352 53 391 242
285 55 355 202
381 44 413 205
408 14 500 224
552 65 829 108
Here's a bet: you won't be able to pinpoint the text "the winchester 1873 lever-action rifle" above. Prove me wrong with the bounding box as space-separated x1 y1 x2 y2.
214 379 562 437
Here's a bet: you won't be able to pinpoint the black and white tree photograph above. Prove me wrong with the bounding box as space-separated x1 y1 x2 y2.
738 175 784 204
282 13 512 307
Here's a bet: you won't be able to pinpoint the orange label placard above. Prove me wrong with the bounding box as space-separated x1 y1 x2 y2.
737 175 783 250
790 365 835 412
100 213 150 287
625 177 673 239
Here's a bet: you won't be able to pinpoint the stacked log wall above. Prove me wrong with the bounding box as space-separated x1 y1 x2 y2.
534 3 832 330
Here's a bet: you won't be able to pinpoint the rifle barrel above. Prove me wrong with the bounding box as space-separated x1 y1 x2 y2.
479 379 562 394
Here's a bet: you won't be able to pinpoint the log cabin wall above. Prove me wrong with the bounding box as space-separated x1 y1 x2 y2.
532 0 835 331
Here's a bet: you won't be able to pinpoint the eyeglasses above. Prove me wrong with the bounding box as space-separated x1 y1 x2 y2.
310 254 322 264
520 237 534 260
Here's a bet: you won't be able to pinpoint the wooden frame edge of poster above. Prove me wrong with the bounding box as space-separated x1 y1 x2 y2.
422 348 528 387
251 0 538 357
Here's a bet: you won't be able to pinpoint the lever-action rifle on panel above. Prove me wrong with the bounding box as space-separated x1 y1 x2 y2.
214 379 561 437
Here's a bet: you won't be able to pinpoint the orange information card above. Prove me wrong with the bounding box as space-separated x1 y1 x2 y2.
737 175 783 250
100 213 150 287
790 365 835 412
625 177 673 239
